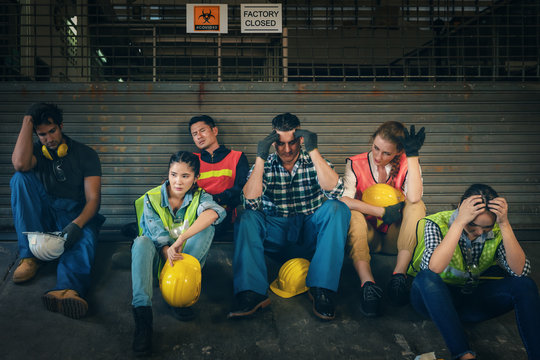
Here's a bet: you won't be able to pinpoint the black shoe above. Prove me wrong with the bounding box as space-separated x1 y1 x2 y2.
387 273 409 306
171 306 195 321
227 290 271 318
308 287 335 321
360 281 383 317
132 306 152 356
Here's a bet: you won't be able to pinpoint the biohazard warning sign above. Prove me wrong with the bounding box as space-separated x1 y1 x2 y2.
187 4 228 34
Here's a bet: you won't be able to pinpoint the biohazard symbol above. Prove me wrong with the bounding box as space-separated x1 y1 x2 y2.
198 9 215 24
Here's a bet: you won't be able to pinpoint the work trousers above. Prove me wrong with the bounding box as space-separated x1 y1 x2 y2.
411 269 540 360
10 171 104 297
131 226 214 307
348 199 425 263
233 200 351 295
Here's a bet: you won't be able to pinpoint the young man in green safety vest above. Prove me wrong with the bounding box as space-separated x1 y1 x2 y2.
407 184 540 360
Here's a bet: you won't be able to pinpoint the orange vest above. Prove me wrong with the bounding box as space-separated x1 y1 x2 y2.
349 152 408 233
195 150 242 196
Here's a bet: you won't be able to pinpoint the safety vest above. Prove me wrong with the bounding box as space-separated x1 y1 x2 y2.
407 210 502 285
135 184 201 239
195 150 242 196
349 152 408 233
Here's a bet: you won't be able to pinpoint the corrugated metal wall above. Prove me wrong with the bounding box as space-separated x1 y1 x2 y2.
1 82 539 236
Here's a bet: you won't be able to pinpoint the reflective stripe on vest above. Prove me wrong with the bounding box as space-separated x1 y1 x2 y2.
407 210 502 285
195 150 242 195
135 185 202 239
349 152 408 233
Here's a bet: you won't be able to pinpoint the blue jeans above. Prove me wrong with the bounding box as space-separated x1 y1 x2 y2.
233 200 351 295
410 269 540 360
10 172 105 297
131 225 215 307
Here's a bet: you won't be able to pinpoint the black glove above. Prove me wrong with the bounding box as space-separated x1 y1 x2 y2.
294 129 318 152
398 125 426 157
61 222 83 250
382 202 405 224
257 130 279 160
25 103 48 122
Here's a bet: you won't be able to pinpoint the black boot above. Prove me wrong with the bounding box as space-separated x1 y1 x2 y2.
132 306 152 356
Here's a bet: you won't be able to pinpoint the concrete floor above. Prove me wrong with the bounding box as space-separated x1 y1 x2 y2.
0 237 538 360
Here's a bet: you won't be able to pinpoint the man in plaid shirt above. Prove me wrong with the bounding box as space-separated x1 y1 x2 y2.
228 113 351 321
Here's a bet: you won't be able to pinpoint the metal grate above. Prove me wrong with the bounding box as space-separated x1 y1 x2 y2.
0 0 538 82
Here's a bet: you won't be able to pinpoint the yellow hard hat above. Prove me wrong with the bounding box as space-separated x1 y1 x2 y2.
362 183 405 207
270 258 310 298
159 253 201 307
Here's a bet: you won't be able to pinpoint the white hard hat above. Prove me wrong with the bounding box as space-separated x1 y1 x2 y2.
24 232 66 261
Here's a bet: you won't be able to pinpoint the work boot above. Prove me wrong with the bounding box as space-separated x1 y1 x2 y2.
42 289 89 319
227 290 271 318
308 287 336 321
171 306 195 321
12 258 40 283
133 306 153 356
360 281 383 317
387 273 409 306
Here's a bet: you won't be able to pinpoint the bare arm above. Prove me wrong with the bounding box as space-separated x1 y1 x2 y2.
309 148 340 191
71 176 101 228
489 197 526 274
12 116 37 171
429 195 485 273
405 156 423 203
167 209 219 265
242 157 265 200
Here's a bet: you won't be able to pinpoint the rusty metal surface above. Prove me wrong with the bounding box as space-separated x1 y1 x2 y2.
1 82 539 232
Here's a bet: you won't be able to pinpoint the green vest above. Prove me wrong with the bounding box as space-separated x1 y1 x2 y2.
135 184 202 241
407 210 502 285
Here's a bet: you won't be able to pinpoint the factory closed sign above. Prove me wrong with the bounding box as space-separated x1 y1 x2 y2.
241 4 282 33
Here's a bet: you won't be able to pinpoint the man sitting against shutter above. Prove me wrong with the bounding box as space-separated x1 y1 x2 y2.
189 115 249 238
227 112 351 321
10 103 105 319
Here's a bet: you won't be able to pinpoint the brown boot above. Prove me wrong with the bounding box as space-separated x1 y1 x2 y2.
12 258 40 283
42 289 88 319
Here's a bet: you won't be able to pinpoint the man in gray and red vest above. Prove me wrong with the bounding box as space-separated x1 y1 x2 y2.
189 115 249 238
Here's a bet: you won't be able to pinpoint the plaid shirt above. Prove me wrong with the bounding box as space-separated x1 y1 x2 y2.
421 210 531 277
243 150 344 217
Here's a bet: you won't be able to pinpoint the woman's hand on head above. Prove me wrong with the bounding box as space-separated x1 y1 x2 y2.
167 237 185 266
488 197 509 225
456 195 486 226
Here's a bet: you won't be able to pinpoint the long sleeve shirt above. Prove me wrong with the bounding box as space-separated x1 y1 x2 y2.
420 209 530 277
243 150 344 217
139 181 226 249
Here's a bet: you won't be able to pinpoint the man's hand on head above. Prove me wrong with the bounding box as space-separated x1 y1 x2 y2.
257 130 279 160
294 129 318 152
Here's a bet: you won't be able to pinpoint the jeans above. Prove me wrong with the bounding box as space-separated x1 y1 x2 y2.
131 225 215 307
10 172 105 297
410 269 540 360
233 199 351 295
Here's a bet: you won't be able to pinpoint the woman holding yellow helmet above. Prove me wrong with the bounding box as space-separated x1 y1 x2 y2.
130 151 225 356
341 121 426 317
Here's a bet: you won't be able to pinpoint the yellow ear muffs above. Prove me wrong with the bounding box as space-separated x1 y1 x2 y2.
42 143 68 160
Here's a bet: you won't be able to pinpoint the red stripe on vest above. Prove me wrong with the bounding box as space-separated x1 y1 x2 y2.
195 150 242 195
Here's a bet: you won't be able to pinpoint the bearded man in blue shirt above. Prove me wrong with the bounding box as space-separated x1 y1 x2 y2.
228 113 351 321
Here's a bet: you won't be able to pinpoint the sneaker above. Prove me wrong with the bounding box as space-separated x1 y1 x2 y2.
387 273 409 306
42 289 88 319
13 258 40 283
360 281 383 317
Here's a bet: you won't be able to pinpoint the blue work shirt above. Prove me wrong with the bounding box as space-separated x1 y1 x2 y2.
139 181 226 249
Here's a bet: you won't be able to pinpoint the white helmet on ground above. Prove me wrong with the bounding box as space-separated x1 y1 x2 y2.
24 232 66 261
